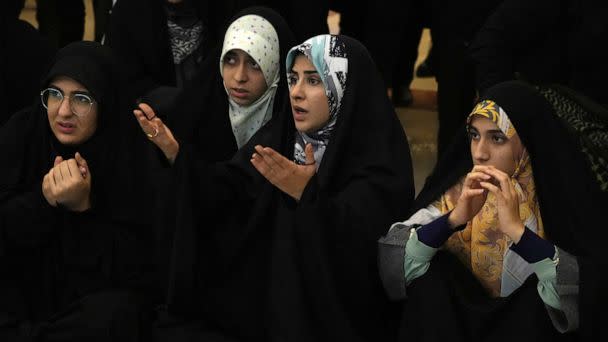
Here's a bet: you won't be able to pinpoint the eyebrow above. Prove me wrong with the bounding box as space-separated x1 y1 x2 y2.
468 125 504 135
289 69 318 74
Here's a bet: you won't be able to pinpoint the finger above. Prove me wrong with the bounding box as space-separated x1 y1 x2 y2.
479 181 503 200
134 110 155 132
304 143 315 166
49 168 58 188
483 168 511 193
60 160 72 179
261 146 292 170
75 152 89 178
462 188 485 198
251 152 275 182
54 156 63 167
138 103 158 120
67 159 82 180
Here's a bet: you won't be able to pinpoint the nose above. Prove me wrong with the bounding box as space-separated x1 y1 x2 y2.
57 96 73 117
290 79 304 101
472 139 490 163
233 61 248 83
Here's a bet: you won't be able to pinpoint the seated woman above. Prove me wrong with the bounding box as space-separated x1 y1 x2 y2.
134 6 296 162
0 41 156 341
138 34 414 341
379 80 607 341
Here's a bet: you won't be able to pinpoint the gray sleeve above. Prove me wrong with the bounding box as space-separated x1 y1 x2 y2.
378 223 411 300
545 247 579 333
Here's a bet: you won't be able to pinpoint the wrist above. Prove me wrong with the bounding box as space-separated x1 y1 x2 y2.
505 221 525 243
447 211 466 229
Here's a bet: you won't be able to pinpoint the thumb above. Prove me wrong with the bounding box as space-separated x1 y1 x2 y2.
54 156 63 167
305 143 316 166
75 152 89 178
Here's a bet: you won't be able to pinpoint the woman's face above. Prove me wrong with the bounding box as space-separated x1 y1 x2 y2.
288 55 330 134
45 76 98 146
468 115 524 176
222 49 268 106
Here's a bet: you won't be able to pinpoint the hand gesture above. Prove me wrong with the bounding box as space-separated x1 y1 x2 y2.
42 152 91 212
133 102 179 164
250 143 316 201
478 166 525 243
448 165 492 228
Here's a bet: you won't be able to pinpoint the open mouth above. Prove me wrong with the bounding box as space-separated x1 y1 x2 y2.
292 105 308 121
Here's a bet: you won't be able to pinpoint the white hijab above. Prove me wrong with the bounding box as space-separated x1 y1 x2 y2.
220 14 280 148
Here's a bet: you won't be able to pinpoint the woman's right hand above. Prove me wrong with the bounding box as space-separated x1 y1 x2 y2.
133 103 179 164
448 165 492 228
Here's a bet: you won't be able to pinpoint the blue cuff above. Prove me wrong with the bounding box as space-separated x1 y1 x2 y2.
417 213 462 248
510 227 555 263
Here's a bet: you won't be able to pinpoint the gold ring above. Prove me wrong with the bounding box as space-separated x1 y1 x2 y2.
146 126 159 138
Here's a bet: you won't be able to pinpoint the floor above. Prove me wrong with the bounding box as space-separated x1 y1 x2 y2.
20 2 440 195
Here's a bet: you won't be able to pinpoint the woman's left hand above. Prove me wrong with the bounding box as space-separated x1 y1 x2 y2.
479 166 525 243
251 143 316 201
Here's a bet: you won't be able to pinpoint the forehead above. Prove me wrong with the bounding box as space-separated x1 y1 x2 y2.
49 76 88 91
469 115 500 131
290 54 316 72
226 49 253 59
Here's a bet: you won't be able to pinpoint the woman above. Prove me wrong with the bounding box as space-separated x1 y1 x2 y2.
379 80 608 340
134 6 296 162
0 41 155 341
139 34 414 341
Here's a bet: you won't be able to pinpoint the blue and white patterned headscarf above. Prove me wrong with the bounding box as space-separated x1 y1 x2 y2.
286 35 348 167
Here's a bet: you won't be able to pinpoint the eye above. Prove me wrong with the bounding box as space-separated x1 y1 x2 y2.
73 94 93 104
307 77 321 86
287 75 298 86
48 88 63 99
492 134 507 144
223 54 237 65
248 59 261 70
467 129 479 140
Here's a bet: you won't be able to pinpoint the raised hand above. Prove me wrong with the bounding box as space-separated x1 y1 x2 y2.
448 165 492 228
250 143 316 201
133 102 179 164
479 166 525 243
42 152 92 212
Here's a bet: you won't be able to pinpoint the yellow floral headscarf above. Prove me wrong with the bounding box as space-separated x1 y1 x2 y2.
432 100 544 297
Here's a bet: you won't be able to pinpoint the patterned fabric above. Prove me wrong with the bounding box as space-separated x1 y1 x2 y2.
432 103 545 297
286 35 348 167
468 100 516 138
167 20 203 64
220 14 281 148
538 87 608 192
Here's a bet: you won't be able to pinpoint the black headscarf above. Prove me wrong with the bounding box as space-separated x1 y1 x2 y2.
168 34 414 341
412 80 608 340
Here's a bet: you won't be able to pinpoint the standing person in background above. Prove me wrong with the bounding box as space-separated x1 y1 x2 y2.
36 0 85 49
107 0 229 106
1 0 55 126
470 0 608 108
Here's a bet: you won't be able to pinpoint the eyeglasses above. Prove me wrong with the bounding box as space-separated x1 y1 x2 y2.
40 87 95 116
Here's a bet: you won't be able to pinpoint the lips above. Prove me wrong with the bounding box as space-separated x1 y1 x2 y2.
292 105 308 121
57 121 76 134
230 88 249 99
